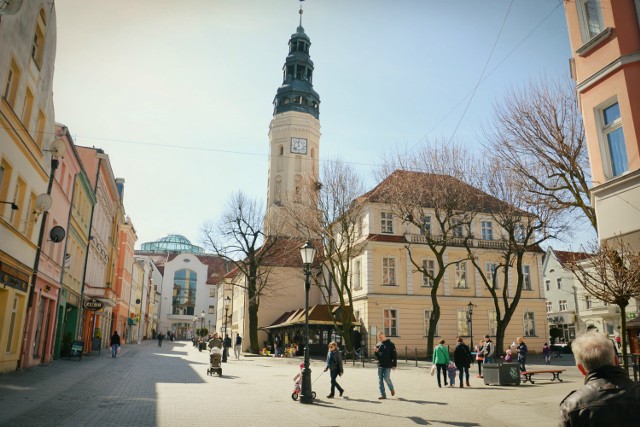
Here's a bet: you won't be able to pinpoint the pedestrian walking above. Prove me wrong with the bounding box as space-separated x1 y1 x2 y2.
482 335 495 364
447 361 457 387
374 332 397 399
542 342 551 365
515 337 527 372
324 342 344 398
224 334 232 360
234 334 242 359
559 331 640 426
110 331 120 358
158 332 164 347
475 340 484 378
433 339 450 388
453 336 472 388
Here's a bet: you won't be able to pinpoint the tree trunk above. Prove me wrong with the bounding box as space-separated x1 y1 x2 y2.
249 301 259 354
426 295 440 360
618 302 629 373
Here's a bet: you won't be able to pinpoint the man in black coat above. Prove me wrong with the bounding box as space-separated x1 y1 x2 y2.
374 332 397 399
559 331 640 426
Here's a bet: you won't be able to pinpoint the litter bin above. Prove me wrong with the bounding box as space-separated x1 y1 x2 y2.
483 363 521 386
199 342 207 351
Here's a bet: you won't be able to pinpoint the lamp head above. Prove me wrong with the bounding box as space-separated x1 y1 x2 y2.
299 239 316 265
224 296 231 308
467 301 474 314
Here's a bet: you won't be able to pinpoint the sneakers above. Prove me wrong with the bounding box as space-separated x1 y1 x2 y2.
391 389 395 396
339 390 344 397
378 396 386 400
326 394 334 399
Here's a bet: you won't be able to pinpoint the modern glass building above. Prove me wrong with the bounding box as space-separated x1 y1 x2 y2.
139 234 204 254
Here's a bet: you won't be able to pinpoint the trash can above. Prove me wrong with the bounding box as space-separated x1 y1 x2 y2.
199 342 207 351
483 363 521 386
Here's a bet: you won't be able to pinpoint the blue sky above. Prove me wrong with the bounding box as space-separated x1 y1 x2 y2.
53 0 590 249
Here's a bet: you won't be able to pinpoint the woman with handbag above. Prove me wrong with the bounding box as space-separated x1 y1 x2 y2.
432 339 450 388
475 340 485 378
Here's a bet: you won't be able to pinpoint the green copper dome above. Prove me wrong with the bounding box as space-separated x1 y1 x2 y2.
273 25 320 119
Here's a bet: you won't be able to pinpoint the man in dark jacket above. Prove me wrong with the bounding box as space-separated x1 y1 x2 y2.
374 332 397 399
559 331 640 426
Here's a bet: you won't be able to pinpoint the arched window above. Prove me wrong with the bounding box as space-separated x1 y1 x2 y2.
173 269 197 315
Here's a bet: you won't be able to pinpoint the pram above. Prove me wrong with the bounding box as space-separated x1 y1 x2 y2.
207 346 223 376
291 362 317 400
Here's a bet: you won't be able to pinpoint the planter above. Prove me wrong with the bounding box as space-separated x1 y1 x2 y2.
483 363 521 386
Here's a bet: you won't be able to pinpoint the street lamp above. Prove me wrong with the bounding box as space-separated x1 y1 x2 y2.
467 302 474 351
222 296 231 363
0 201 19 210
193 316 198 342
299 239 316 404
200 310 206 330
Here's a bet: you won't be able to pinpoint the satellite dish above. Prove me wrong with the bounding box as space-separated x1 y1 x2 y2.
49 225 66 243
35 194 52 212
136 298 141 304
50 139 67 157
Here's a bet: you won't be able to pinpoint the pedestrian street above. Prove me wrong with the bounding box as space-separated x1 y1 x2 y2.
0 340 583 427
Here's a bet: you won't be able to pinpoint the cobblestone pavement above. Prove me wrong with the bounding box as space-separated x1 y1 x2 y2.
0 340 583 427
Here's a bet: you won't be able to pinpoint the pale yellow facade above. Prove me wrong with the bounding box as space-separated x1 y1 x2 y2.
346 203 548 357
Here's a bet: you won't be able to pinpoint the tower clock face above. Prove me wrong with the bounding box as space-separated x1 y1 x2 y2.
290 137 308 154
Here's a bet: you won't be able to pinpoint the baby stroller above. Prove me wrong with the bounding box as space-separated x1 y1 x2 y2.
291 362 317 400
207 346 223 376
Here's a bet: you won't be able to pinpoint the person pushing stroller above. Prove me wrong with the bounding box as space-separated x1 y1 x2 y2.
207 333 223 376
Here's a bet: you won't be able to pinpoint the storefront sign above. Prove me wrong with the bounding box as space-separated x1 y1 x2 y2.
0 261 30 292
83 299 104 311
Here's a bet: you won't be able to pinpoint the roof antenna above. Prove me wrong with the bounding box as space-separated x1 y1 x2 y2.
299 0 304 27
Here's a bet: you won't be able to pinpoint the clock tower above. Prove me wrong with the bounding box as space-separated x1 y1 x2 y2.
265 10 320 236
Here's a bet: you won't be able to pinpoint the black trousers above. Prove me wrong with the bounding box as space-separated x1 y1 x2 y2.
330 369 343 396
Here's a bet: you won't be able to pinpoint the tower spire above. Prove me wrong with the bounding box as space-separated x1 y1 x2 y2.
299 0 304 27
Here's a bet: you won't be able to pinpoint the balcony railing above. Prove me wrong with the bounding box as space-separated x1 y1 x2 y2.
407 234 508 249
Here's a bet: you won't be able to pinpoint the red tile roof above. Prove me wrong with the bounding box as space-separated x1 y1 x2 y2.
554 250 591 265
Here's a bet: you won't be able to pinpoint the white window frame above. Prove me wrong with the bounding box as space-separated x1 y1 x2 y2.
556 278 562 290
383 308 398 337
523 311 536 337
457 309 470 337
523 265 531 290
380 211 393 234
488 309 497 337
352 259 362 290
421 215 432 236
485 262 498 288
382 257 396 286
452 218 464 238
422 259 435 287
559 300 568 311
455 262 468 288
597 99 628 179
481 221 493 240
424 309 439 336
545 280 550 292
576 0 605 42
546 301 552 313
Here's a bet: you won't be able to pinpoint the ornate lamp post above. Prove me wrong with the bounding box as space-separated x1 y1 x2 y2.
299 240 316 404
193 317 198 343
467 302 474 351
222 296 231 362
200 310 206 331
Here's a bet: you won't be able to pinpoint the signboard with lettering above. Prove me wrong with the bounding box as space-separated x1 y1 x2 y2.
83 299 104 311
0 261 30 292
68 341 83 360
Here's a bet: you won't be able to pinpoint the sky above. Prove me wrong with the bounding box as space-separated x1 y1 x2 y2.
52 0 592 250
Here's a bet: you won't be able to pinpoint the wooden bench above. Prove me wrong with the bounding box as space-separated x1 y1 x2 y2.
520 369 565 384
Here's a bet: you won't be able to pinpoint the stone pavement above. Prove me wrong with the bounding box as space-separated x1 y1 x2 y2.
0 340 582 427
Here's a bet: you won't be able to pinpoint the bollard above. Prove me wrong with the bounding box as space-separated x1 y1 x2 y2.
415 348 418 367
405 346 408 363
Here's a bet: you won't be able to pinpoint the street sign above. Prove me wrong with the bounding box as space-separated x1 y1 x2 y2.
84 299 104 311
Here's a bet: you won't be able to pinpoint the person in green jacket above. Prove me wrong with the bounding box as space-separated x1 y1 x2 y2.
433 339 450 388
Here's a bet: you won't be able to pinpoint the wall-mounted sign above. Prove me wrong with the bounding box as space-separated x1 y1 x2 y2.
84 299 104 311
0 261 29 292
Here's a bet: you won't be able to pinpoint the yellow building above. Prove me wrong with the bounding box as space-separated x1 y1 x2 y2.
346 171 548 357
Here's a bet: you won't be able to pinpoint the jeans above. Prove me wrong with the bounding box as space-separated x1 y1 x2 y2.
377 367 394 397
329 369 343 396
458 366 470 384
519 357 526 372
111 344 118 358
483 356 494 364
436 364 448 387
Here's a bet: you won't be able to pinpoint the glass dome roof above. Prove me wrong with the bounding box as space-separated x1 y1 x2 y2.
140 234 204 254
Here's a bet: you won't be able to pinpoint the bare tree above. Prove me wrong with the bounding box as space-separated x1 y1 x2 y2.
286 158 367 355
201 191 284 354
565 239 640 371
464 160 568 355
377 141 481 357
484 77 595 232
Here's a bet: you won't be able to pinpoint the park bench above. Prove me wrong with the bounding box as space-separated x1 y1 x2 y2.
520 369 565 384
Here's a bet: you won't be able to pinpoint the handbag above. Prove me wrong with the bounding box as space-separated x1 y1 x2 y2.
430 364 436 376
